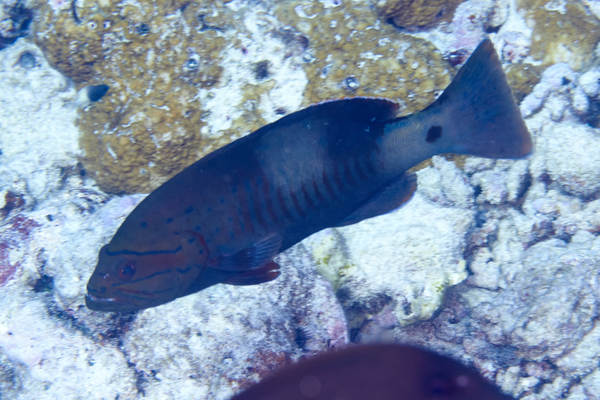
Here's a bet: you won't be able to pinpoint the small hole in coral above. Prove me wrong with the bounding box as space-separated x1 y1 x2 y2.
253 60 270 80
136 23 150 35
342 76 359 92
18 51 36 69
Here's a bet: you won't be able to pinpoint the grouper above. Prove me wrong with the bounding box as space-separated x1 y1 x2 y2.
86 38 532 312
232 344 515 400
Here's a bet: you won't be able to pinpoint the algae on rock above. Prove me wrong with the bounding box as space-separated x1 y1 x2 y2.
505 63 543 103
33 0 231 194
274 0 454 114
517 0 600 71
373 0 462 29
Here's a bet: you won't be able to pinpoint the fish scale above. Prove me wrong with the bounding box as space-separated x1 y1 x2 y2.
86 38 532 312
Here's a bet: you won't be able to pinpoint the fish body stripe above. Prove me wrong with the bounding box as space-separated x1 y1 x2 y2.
343 159 357 187
105 246 182 257
332 162 345 194
238 180 255 234
252 176 269 230
312 180 326 204
276 186 295 222
354 157 368 181
301 183 316 210
364 153 377 176
289 188 307 218
229 209 243 238
262 176 279 226
322 168 336 199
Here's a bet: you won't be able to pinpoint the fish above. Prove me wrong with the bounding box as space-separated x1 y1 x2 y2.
231 344 516 400
75 84 110 107
85 38 532 312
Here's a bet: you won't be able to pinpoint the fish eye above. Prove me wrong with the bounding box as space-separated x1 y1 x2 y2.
118 261 136 280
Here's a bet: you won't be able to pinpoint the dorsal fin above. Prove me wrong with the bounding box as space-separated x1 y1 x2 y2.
200 97 400 166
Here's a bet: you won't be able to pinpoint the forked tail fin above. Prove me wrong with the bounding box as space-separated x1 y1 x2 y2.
436 38 532 159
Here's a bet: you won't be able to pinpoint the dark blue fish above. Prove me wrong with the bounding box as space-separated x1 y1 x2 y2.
232 344 515 400
86 38 532 312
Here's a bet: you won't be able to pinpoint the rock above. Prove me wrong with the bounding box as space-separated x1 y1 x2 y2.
517 0 600 71
373 0 462 28
0 0 32 50
541 122 600 198
2 1 600 399
274 0 453 113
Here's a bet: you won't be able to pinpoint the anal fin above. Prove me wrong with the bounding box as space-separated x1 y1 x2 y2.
336 171 417 227
210 233 283 271
223 261 281 286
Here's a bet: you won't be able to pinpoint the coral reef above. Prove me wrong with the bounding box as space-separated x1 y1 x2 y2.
540 122 600 198
274 0 454 112
517 0 600 71
2 1 600 399
33 0 317 194
33 0 232 194
34 0 461 194
505 63 542 103
0 215 39 285
393 232 600 399
373 0 462 28
0 0 32 49
520 63 588 119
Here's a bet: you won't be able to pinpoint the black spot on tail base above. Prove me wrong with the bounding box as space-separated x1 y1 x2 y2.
426 126 443 143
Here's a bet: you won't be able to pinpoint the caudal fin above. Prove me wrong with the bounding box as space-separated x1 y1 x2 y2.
437 38 532 159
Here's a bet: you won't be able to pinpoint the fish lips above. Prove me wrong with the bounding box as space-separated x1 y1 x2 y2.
85 292 128 312
85 291 144 312
85 285 167 312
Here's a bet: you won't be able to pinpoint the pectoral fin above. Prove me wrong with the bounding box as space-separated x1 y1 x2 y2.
210 233 283 271
183 261 281 294
336 171 417 227
223 261 281 285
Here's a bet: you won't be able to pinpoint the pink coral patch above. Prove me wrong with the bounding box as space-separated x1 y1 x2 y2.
0 215 40 285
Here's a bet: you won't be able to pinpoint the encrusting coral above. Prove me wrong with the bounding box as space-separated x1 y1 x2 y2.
33 0 230 194
372 0 462 29
274 0 454 113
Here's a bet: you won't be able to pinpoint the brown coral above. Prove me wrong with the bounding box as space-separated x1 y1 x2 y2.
518 0 600 71
275 1 454 114
373 0 462 29
34 0 231 194
505 63 543 103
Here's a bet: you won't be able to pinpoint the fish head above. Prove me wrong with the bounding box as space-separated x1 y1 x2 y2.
86 232 209 312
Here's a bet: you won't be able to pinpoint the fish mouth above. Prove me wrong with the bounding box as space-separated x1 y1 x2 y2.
85 293 136 312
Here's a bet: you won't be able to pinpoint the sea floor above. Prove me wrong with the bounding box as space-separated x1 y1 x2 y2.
1 0 600 399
